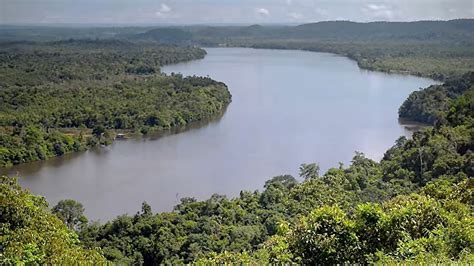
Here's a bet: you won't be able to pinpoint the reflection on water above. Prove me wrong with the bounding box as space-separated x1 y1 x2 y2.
145 108 227 141
399 117 431 135
3 48 435 221
2 109 228 178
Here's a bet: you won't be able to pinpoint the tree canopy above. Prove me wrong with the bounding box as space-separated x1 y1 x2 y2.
0 176 106 264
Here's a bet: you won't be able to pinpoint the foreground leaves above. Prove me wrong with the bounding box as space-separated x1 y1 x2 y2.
0 176 106 264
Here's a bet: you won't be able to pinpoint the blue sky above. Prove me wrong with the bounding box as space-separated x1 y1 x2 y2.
1 0 473 25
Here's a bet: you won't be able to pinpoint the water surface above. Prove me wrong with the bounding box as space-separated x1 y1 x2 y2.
4 48 435 221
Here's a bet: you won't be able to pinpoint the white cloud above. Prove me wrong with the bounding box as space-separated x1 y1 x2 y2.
366 4 386 11
286 0 293 5
362 3 394 20
256 8 270 16
155 3 172 17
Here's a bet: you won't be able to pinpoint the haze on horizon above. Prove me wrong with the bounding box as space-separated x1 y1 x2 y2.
1 0 473 26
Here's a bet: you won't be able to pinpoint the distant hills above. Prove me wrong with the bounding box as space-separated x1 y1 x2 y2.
134 19 474 44
136 28 193 44
1 19 473 44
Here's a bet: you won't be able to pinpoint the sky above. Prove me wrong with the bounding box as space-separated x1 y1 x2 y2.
1 0 473 25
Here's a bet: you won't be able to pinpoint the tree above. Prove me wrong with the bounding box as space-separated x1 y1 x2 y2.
52 199 88 231
264 175 297 189
92 125 105 137
0 176 105 264
288 205 362 264
299 163 320 180
140 201 152 217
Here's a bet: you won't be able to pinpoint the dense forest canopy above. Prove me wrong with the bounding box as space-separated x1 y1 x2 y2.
0 39 207 88
399 72 474 124
0 40 231 166
0 176 106 264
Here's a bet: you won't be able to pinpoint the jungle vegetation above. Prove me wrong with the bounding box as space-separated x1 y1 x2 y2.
0 176 106 264
0 40 231 166
399 72 474 124
2 79 472 264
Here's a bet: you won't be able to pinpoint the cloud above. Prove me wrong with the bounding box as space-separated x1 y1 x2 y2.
155 3 172 17
366 4 386 11
286 0 293 5
362 3 394 20
256 8 270 16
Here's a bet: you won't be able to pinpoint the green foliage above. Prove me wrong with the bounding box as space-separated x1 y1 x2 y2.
52 199 88 231
260 224 295 264
205 179 473 265
0 39 206 88
0 126 85 166
193 251 267 265
0 176 106 264
399 72 474 124
298 163 319 180
0 40 231 166
288 205 361 264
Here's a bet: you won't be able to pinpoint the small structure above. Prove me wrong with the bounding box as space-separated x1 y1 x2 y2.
115 133 126 140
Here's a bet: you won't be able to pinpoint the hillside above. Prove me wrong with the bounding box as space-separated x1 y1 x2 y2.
190 19 474 42
399 72 474 124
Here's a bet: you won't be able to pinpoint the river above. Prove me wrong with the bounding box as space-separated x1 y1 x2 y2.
3 48 435 221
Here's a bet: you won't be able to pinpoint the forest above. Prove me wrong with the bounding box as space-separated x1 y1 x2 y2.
0 40 231 166
2 75 473 264
399 72 474 124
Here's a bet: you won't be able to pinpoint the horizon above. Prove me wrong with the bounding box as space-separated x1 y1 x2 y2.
1 18 473 28
1 0 473 25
